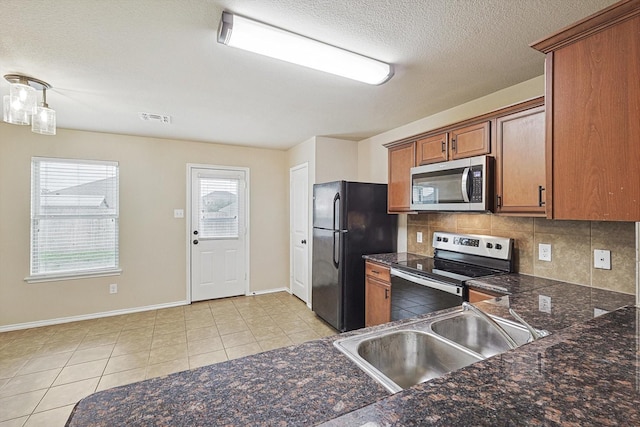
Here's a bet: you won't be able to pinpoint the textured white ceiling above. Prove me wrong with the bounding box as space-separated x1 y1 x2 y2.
0 0 616 149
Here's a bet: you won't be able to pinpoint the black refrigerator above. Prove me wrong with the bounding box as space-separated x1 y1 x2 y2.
311 181 397 332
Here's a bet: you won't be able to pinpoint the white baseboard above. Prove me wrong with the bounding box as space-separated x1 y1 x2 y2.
0 300 189 333
248 287 290 296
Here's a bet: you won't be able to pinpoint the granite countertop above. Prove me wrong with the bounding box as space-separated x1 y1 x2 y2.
363 252 425 266
66 273 637 426
66 340 389 426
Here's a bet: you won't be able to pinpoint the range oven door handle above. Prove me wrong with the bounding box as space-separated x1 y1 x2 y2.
390 268 463 296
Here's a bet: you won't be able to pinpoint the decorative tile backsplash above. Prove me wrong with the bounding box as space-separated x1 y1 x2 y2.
407 213 636 295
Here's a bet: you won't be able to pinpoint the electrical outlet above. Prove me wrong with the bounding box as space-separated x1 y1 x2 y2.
538 243 552 262
174 209 184 218
416 231 423 243
594 249 611 270
109 283 118 294
539 294 551 313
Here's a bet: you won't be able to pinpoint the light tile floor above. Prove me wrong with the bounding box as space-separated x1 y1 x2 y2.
0 292 336 426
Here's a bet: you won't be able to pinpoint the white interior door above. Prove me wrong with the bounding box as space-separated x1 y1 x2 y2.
290 164 309 303
190 167 247 301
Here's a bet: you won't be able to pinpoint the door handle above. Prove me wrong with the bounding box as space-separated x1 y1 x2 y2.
332 231 340 268
193 239 199 245
538 185 546 207
461 167 470 203
301 239 307 244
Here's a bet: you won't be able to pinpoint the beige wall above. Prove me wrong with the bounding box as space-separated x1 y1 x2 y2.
407 214 636 295
0 124 289 328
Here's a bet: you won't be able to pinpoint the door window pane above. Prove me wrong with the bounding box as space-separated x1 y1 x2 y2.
199 178 239 238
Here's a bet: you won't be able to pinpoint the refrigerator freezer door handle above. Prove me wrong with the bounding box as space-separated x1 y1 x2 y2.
333 192 340 231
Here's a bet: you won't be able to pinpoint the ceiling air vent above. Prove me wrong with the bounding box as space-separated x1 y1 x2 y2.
139 112 171 124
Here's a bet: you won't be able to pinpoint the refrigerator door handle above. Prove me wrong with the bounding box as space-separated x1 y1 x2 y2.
332 192 340 231
332 231 340 268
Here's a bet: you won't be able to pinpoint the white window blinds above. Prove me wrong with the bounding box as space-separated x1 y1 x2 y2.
198 177 239 239
31 158 119 276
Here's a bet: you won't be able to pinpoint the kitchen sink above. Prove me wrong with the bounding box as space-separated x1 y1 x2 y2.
356 330 482 390
334 307 538 393
430 311 531 358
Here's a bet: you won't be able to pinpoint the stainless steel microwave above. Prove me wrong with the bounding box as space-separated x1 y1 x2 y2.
410 155 493 211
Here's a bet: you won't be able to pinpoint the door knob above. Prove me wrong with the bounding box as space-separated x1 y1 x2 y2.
193 239 199 245
301 239 307 244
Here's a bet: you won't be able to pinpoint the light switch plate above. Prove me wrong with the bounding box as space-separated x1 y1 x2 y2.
416 231 423 243
538 243 552 262
594 249 611 270
174 209 184 218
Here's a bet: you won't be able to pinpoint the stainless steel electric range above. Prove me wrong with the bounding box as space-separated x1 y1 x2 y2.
390 231 514 321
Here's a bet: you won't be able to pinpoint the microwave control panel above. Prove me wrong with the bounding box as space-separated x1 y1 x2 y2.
470 167 483 202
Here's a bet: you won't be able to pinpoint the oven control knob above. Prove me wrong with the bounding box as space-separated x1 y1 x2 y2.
486 243 493 249
436 237 442 242
495 244 502 250
443 237 448 242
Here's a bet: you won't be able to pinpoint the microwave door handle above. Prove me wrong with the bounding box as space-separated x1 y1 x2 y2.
461 167 471 203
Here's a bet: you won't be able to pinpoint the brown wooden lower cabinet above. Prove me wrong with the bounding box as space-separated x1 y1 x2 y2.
365 261 391 327
468 288 503 303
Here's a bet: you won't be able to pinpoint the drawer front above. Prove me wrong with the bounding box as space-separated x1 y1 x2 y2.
365 261 391 282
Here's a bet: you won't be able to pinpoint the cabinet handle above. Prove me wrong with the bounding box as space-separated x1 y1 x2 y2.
496 195 502 208
441 141 446 153
371 270 379 275
538 186 546 207
384 288 389 299
451 138 457 151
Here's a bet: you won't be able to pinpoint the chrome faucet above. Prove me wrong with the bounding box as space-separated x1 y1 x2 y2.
508 308 550 342
462 302 518 349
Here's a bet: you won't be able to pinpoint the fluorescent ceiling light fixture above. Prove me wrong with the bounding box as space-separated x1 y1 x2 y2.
218 12 393 85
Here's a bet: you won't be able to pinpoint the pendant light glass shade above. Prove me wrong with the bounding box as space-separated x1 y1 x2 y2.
9 82 37 115
3 95 31 125
32 105 56 135
3 74 56 135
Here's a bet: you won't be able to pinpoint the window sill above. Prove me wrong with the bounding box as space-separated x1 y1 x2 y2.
25 269 122 284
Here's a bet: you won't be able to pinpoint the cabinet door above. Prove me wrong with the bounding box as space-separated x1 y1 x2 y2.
450 121 490 159
495 106 546 215
416 133 448 165
387 141 415 212
468 288 500 303
548 15 640 220
365 276 391 327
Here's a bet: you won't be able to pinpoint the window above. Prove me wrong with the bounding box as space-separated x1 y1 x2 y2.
198 177 239 239
29 157 119 280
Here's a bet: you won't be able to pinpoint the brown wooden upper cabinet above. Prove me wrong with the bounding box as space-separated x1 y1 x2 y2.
531 0 640 221
387 141 415 212
450 122 490 160
415 122 490 166
495 105 546 215
416 133 448 165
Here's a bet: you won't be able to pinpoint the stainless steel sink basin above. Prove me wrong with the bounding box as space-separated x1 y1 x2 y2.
356 330 482 390
430 311 531 358
334 307 539 393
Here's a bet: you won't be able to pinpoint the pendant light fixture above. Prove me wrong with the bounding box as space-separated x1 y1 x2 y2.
2 74 56 135
217 12 394 85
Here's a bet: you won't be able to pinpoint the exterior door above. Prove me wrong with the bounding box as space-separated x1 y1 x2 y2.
190 167 247 301
290 164 309 303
